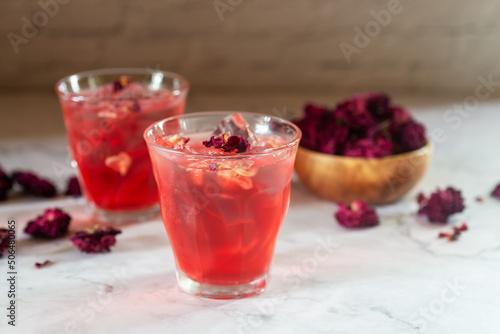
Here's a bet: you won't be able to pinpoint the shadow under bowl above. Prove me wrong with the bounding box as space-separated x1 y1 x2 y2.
294 143 432 205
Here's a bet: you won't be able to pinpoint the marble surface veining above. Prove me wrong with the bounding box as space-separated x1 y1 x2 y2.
1 101 500 334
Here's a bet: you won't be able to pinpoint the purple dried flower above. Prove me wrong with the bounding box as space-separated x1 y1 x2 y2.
12 171 56 198
24 208 71 239
366 93 391 120
203 133 250 153
0 166 12 201
65 177 82 197
417 187 465 223
70 226 121 253
491 183 500 199
335 94 377 130
398 120 427 152
0 228 9 257
334 200 379 228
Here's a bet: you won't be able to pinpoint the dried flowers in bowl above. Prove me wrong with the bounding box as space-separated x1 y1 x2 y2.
294 93 432 205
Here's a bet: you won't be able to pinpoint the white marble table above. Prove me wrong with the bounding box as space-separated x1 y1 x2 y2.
1 99 500 334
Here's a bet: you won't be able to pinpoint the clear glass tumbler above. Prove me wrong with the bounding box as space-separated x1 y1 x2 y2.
144 112 301 299
56 68 189 223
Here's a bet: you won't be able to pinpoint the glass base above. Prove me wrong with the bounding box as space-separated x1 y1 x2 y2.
89 204 160 224
176 270 267 299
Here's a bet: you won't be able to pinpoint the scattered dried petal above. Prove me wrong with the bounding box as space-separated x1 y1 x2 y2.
24 208 71 239
417 187 465 223
334 200 379 228
438 222 468 242
491 183 500 199
475 196 484 203
35 260 53 269
65 176 82 197
12 171 56 198
70 226 121 253
0 166 12 201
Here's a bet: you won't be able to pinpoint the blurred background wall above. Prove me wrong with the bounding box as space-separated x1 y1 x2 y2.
1 0 500 96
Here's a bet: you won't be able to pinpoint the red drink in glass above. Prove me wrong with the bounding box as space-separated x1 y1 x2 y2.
56 69 189 222
145 112 301 299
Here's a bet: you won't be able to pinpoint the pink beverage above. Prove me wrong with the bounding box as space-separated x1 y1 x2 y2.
56 69 189 222
145 113 301 299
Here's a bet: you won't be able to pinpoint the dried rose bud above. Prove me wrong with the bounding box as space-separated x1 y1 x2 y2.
0 228 9 257
334 200 379 228
12 171 56 198
491 183 500 199
203 133 250 153
0 166 13 201
35 260 53 269
70 226 121 253
399 120 427 152
65 176 82 197
366 93 391 120
24 208 71 239
417 187 465 223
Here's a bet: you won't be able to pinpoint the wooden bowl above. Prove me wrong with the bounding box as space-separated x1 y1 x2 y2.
294 143 432 205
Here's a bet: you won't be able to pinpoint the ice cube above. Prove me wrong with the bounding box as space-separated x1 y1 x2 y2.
213 113 258 145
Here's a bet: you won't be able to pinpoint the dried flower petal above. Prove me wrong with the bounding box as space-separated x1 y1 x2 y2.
438 222 468 242
24 208 71 239
12 171 56 198
35 260 53 269
0 166 12 201
209 163 220 171
105 152 132 176
475 196 484 203
491 183 500 199
113 76 132 92
334 200 379 228
0 228 9 257
70 226 121 253
203 133 250 153
417 187 465 223
65 176 82 197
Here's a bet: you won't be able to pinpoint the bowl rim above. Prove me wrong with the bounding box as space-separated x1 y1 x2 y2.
297 141 433 162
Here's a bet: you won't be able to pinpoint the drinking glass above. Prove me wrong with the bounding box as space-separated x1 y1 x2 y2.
144 112 301 298
56 68 189 223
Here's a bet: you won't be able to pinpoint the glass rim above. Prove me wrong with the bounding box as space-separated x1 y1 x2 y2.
55 67 190 98
144 111 302 158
